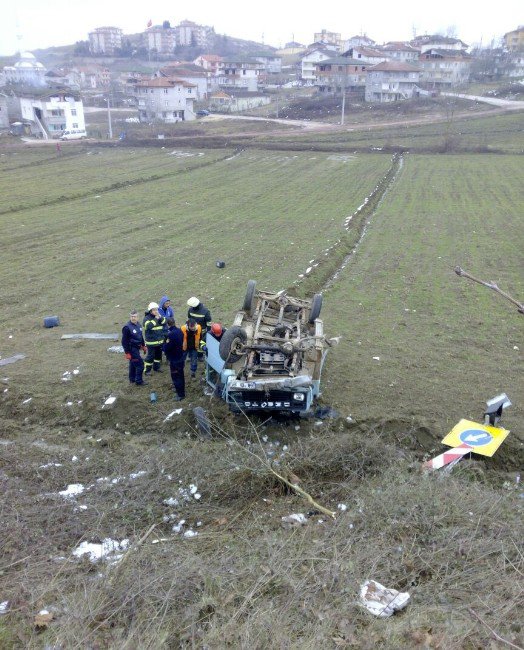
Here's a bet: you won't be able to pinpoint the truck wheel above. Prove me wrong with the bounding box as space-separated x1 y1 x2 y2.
308 294 323 323
242 280 257 314
219 326 247 362
193 406 211 438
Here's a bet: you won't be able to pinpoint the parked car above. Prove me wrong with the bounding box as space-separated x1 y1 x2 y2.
196 109 210 117
60 128 87 140
205 280 337 416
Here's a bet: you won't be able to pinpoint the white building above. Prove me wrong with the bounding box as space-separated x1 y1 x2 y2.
145 26 176 56
3 51 47 87
88 27 123 55
216 58 264 92
313 30 342 47
175 20 214 48
134 77 196 122
17 92 85 138
381 42 420 64
301 49 332 82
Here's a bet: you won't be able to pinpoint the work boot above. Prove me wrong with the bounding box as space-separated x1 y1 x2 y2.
135 381 148 386
174 395 184 402
154 367 163 373
191 372 196 379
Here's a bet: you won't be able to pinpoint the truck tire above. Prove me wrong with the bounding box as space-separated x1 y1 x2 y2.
243 280 257 315
193 406 211 438
308 294 322 323
219 326 247 363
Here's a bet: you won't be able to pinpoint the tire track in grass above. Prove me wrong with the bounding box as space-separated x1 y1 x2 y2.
289 153 404 298
0 149 242 216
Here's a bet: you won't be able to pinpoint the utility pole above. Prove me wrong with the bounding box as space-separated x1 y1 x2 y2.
340 67 347 125
107 94 113 138
276 93 279 118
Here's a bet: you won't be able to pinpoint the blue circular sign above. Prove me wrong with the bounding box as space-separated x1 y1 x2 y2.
459 428 493 447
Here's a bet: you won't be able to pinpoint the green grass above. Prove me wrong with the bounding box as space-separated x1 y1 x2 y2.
1 138 523 649
323 153 524 437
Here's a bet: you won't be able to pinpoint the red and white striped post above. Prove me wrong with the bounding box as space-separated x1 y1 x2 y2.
423 444 472 470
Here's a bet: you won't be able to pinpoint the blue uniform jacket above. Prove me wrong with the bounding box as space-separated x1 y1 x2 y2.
122 321 145 355
163 325 184 363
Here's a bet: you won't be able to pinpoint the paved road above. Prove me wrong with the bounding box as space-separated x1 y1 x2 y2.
442 92 524 110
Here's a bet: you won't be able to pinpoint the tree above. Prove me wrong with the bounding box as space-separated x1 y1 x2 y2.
74 40 90 56
162 20 171 29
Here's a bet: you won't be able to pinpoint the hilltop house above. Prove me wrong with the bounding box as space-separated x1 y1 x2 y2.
144 25 176 56
155 64 215 99
341 34 376 51
301 49 332 83
342 46 386 65
0 93 9 129
133 77 196 122
88 26 123 55
365 61 420 102
381 42 420 63
216 58 264 92
175 20 214 48
418 48 471 87
314 57 367 93
504 26 524 52
193 54 222 75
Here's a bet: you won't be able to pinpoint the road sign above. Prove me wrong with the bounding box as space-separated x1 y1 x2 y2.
423 443 472 470
442 419 510 457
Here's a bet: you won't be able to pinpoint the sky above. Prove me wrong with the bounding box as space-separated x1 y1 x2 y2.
2 0 522 56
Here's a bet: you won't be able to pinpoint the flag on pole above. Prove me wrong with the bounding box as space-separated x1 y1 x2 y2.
147 19 152 28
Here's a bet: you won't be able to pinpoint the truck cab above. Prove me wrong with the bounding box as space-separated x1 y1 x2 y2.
205 281 334 416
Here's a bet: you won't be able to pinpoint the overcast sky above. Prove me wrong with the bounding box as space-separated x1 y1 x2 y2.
2 0 521 55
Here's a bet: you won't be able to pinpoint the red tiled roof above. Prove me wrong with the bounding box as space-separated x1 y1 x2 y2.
135 77 196 88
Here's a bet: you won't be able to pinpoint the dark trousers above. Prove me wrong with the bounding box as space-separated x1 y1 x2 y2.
183 349 198 374
144 345 162 372
169 359 185 397
128 354 144 383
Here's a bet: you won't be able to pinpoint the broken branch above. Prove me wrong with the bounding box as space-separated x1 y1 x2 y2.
454 267 524 314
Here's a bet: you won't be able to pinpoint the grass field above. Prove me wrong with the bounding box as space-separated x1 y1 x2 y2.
0 124 523 648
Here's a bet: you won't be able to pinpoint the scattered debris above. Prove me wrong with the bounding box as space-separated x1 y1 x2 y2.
103 395 117 407
22 397 32 404
107 345 124 353
315 406 339 419
281 513 308 527
58 483 85 498
72 538 130 563
34 609 54 628
43 316 60 328
337 503 348 512
360 580 410 617
61 333 119 340
0 353 26 367
372 356 380 361
0 601 8 615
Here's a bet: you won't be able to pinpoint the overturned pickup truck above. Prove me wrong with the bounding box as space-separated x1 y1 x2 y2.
205 281 337 416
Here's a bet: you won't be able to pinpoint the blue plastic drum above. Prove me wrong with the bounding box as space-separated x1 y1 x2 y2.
43 316 60 328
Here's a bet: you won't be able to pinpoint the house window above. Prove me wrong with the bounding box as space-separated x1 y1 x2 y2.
164 89 168 94
188 88 192 93
164 101 169 106
72 123 78 128
71 109 77 116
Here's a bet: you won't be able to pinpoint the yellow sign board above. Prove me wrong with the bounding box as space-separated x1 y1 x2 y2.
442 419 510 457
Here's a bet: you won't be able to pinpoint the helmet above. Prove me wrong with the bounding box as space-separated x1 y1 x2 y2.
211 322 223 336
187 297 200 308
147 302 159 311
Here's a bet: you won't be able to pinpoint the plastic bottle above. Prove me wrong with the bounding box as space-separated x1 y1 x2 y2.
150 391 157 403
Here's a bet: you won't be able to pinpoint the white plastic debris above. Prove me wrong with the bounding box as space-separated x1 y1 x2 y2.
360 580 410 618
372 356 380 361
163 409 183 422
72 538 129 563
103 395 117 406
337 503 348 512
0 601 8 614
163 497 179 507
22 398 32 404
183 529 198 538
58 483 85 498
107 345 124 353
129 470 147 479
281 513 308 527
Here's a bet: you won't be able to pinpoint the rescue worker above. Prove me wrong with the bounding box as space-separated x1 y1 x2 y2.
143 302 166 374
187 297 211 359
209 322 224 341
158 296 174 319
163 318 185 401
181 318 201 379
121 310 147 385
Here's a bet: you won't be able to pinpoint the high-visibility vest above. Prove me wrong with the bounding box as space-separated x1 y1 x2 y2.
181 324 201 351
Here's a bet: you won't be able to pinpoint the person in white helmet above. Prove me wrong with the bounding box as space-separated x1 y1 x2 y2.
187 297 211 336
143 302 166 374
